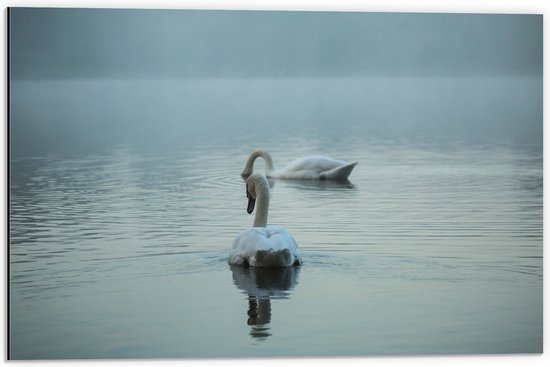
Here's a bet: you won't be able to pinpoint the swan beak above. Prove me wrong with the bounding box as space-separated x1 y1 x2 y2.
246 189 256 214
247 197 256 214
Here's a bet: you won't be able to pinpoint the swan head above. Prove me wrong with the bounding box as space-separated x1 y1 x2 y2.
245 173 270 216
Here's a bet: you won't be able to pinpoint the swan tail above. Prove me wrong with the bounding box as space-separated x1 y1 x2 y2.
254 249 294 268
320 162 357 180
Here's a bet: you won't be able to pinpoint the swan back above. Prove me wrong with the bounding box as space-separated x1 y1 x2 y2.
230 227 302 268
272 156 357 180
242 150 357 180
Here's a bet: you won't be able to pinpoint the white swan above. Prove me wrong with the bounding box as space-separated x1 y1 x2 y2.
242 149 357 180
229 173 302 268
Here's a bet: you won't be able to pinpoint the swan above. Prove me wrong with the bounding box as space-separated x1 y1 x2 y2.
242 149 357 180
229 173 302 268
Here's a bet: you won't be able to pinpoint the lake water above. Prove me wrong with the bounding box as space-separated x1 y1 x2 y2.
8 77 543 359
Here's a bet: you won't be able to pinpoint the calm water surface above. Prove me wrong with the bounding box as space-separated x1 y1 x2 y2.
9 78 543 358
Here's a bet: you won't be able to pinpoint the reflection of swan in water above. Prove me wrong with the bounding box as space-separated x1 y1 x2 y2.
242 149 357 180
230 173 302 268
279 178 355 191
230 265 300 340
247 297 272 339
241 176 354 191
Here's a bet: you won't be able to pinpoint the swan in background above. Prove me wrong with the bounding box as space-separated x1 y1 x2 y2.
229 173 302 268
242 149 357 180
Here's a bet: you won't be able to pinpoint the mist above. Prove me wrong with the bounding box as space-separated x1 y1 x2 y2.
8 8 543 157
10 8 541 79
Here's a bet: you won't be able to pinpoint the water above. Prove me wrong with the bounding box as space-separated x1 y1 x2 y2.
8 77 543 359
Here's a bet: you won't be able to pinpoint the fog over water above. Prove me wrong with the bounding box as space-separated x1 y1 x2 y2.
8 8 543 359
10 76 542 159
9 9 542 157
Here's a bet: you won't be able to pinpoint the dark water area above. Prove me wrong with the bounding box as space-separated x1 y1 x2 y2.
8 77 542 358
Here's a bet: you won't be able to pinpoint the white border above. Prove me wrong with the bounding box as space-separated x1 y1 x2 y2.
1 1 547 367
0 0 546 13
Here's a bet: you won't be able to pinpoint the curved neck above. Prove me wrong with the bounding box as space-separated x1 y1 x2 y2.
253 190 269 227
252 176 270 227
242 150 274 176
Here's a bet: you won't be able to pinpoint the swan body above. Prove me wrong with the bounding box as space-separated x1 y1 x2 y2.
230 227 301 268
242 149 357 180
230 173 302 268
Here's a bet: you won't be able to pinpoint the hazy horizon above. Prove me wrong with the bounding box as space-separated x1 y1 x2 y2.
8 9 543 155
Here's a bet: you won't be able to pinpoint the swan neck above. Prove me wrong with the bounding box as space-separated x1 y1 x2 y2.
253 193 269 227
243 150 274 176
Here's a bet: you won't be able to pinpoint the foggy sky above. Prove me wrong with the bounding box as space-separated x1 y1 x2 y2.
9 8 542 79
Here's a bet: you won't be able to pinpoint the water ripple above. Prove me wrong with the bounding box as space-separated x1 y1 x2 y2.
9 143 542 301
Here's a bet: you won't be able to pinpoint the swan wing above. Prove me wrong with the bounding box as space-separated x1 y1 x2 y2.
270 156 355 179
284 156 346 172
230 227 302 268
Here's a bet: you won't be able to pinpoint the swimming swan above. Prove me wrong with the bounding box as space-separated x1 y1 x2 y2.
242 149 357 180
229 173 302 268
